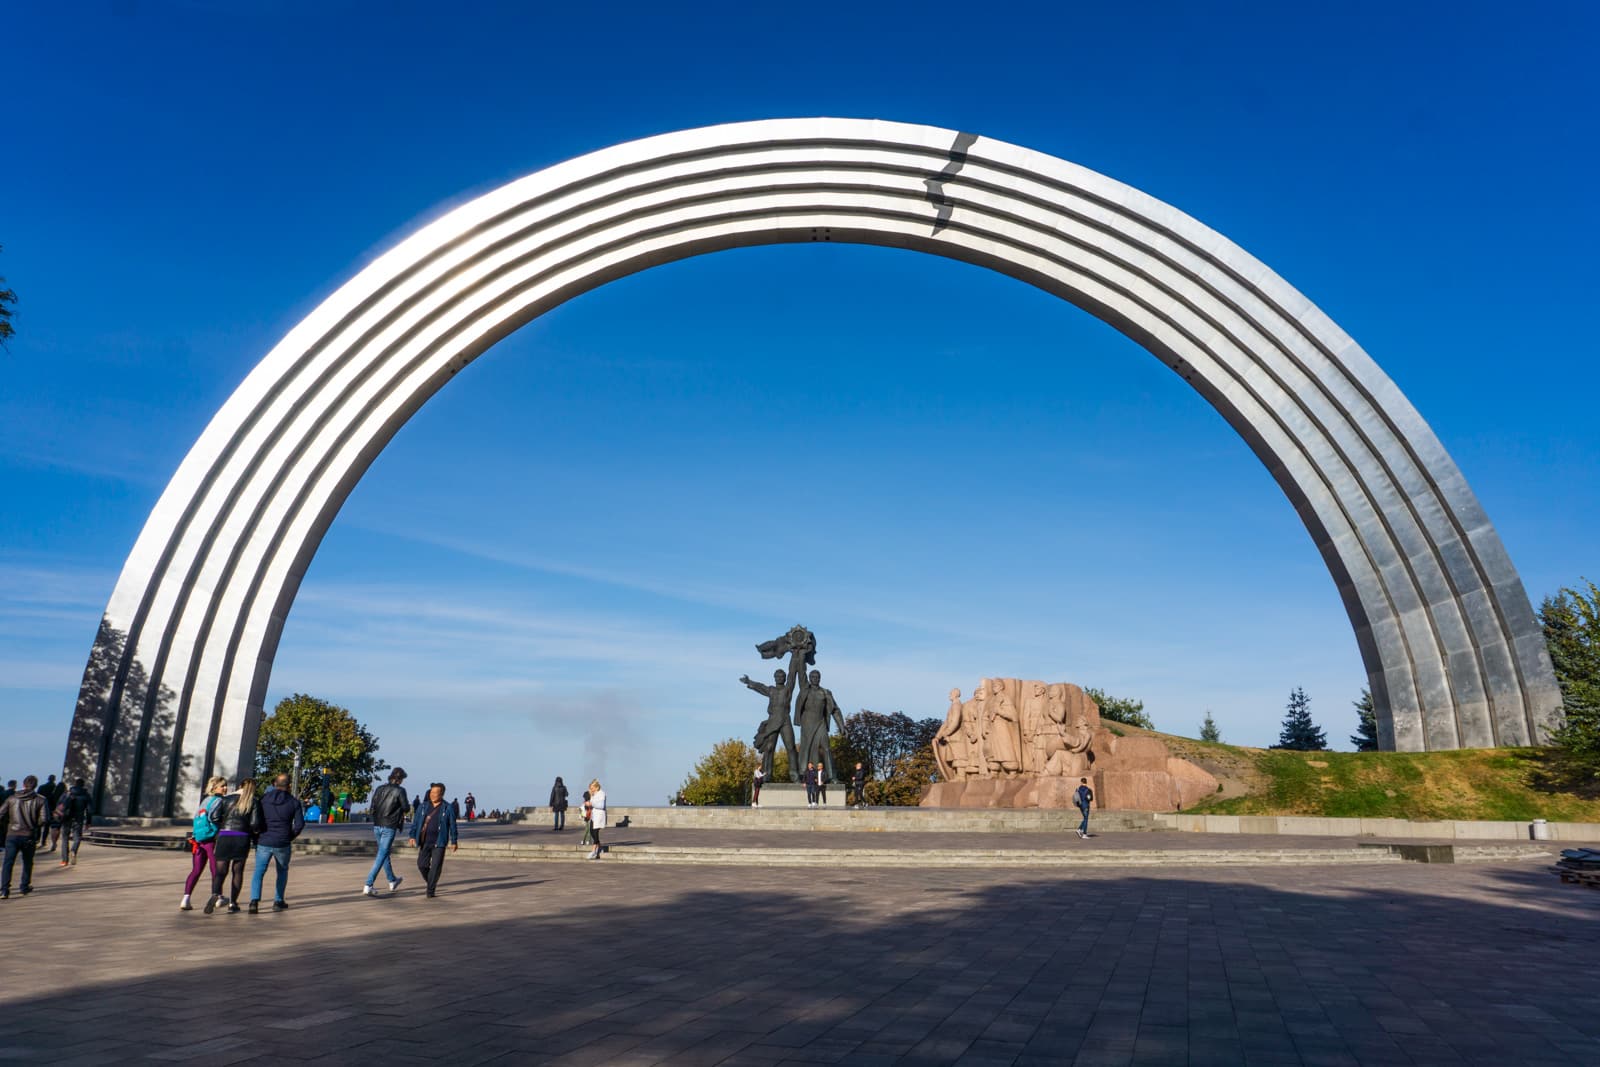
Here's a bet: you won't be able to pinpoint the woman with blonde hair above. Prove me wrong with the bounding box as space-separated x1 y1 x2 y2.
180 775 228 911
586 778 607 860
204 778 262 914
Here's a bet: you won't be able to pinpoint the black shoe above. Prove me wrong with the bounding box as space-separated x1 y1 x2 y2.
425 891 436 898
247 901 259 914
227 902 240 913
203 894 217 914
272 900 288 911
0 891 8 900
19 888 30 896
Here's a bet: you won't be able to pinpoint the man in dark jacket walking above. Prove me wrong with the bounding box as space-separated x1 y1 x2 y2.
850 762 867 807
408 782 458 898
1 776 50 898
364 767 408 896
56 779 93 867
249 773 306 912
549 777 569 831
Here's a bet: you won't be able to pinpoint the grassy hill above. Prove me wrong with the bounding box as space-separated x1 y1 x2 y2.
1112 725 1600 821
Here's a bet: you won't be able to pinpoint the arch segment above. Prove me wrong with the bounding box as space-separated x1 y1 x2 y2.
66 118 1562 816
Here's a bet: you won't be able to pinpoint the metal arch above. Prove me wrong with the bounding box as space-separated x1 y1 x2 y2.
65 118 1563 816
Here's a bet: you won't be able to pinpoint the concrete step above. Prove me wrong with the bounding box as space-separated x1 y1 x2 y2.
295 838 1408 868
520 806 1161 834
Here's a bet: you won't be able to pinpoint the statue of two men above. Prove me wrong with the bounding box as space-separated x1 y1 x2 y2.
742 625 842 783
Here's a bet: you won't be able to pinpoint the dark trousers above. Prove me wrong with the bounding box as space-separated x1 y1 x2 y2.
805 783 818 803
418 840 446 895
1078 806 1090 834
553 808 565 830
3 835 37 893
60 820 86 862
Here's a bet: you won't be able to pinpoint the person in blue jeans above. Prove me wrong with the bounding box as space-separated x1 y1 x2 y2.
364 766 408 896
1074 777 1094 839
249 773 305 912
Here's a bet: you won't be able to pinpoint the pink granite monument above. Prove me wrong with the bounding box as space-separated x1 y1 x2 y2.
924 679 1217 811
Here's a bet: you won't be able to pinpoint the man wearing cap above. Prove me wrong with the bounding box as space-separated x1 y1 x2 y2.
363 766 408 896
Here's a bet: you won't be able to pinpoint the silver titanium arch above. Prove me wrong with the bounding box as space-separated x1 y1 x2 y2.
67 118 1562 816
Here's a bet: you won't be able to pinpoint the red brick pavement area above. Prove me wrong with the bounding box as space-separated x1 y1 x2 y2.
3 846 1598 1065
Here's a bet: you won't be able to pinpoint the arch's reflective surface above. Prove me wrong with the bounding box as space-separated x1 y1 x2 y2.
66 119 1562 816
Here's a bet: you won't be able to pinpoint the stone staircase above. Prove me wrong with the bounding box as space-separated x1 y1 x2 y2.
516 806 1163 833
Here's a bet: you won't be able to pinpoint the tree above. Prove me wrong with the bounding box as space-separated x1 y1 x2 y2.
1540 581 1600 780
839 710 940 778
1272 687 1327 751
0 244 15 350
865 745 940 806
1350 688 1379 751
1199 710 1221 743
678 738 759 805
254 693 387 803
1083 687 1155 730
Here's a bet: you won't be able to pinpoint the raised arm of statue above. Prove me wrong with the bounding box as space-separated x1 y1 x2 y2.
741 675 772 696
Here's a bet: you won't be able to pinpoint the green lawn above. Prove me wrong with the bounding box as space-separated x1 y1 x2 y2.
1175 744 1600 821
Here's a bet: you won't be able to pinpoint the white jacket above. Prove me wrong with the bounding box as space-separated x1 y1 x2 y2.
590 788 607 829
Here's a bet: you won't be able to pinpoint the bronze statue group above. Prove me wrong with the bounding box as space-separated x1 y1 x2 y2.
741 625 851 798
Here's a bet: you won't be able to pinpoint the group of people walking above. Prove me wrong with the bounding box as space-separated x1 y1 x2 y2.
546 776 607 859
1 773 94 898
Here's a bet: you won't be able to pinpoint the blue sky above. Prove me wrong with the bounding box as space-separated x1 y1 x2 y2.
3 2 1596 808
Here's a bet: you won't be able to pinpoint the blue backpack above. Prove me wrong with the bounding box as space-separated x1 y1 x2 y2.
192 795 222 842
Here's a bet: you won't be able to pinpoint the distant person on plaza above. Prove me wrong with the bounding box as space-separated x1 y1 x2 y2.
579 791 594 845
1074 777 1094 840
1 775 50 899
407 782 458 898
249 773 305 913
803 762 818 807
317 772 334 824
817 767 828 806
586 779 607 861
850 762 867 806
751 766 764 808
205 778 263 914
363 766 408 897
0 780 14 804
39 774 65 849
181 776 228 911
549 777 569 831
411 793 421 818
464 793 477 821
55 778 93 867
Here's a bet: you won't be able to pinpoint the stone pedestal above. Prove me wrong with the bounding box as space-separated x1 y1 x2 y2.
752 783 847 809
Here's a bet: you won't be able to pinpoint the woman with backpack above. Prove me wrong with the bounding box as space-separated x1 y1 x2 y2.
181 776 228 911
204 779 263 914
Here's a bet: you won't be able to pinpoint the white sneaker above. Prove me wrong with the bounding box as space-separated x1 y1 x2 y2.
362 884 375 895
388 877 403 892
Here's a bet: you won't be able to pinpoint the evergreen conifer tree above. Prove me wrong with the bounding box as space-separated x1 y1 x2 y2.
1540 581 1600 779
1350 688 1379 751
1199 710 1221 743
1272 687 1327 751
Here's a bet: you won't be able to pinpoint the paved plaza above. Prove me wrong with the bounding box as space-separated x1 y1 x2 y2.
4 844 1598 1066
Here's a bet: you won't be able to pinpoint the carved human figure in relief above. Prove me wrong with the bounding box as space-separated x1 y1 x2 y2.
1046 717 1095 778
934 687 970 780
963 682 989 778
982 677 1023 775
1020 680 1055 775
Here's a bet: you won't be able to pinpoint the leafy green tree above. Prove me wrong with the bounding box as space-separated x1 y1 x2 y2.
679 738 759 805
0 245 16 350
1084 687 1155 730
1199 710 1221 743
1540 580 1600 780
254 693 387 802
1272 686 1327 751
840 710 940 778
1350 688 1379 751
865 744 940 806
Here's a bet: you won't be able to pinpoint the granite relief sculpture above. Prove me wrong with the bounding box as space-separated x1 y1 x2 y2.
925 678 1218 811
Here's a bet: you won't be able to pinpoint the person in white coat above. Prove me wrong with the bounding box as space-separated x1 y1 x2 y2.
586 779 606 860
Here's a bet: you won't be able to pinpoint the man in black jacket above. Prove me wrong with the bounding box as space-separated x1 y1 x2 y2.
364 767 408 896
56 779 93 867
1 776 50 898
249 773 306 912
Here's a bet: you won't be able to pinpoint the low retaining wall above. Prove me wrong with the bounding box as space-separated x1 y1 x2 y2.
1156 813 1600 842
